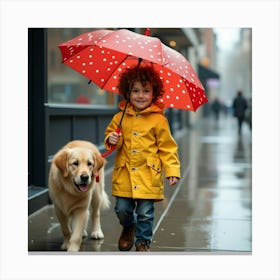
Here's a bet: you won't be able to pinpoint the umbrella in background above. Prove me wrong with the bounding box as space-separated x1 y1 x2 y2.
59 28 207 111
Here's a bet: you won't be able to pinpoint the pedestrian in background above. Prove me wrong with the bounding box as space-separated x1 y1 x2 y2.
232 90 248 135
104 65 181 252
211 97 221 122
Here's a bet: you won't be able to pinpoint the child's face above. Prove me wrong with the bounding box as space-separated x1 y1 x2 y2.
130 81 153 112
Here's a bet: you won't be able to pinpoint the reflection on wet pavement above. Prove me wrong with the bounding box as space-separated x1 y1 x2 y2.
29 116 252 253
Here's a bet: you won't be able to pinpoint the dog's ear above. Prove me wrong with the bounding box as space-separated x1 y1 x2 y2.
54 150 69 177
93 153 106 176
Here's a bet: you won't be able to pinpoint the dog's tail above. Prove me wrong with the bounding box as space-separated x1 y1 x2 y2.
91 185 111 211
100 189 110 210
96 168 110 210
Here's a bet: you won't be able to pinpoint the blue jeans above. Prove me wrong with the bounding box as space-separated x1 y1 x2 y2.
115 197 154 245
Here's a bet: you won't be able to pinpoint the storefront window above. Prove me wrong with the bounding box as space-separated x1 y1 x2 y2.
47 28 117 107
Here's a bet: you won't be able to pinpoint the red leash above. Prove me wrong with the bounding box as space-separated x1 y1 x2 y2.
101 146 116 158
96 148 114 182
97 127 121 182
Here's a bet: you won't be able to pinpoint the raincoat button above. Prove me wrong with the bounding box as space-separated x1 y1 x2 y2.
133 185 139 190
131 167 137 171
132 150 137 154
133 132 138 136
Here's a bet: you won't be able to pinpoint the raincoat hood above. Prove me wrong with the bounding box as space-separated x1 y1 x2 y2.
118 100 165 115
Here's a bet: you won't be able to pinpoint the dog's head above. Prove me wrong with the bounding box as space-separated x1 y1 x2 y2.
53 147 106 193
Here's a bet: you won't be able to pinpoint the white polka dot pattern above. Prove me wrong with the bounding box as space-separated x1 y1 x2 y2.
59 29 207 111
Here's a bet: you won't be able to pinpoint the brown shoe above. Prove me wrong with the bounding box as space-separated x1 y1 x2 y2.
118 225 136 251
136 241 150 252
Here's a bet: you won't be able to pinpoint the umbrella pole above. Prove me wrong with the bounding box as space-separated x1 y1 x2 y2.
101 99 128 158
117 79 134 128
118 99 129 128
102 74 133 158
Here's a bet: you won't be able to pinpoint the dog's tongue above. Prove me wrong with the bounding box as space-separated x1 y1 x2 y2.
78 184 88 192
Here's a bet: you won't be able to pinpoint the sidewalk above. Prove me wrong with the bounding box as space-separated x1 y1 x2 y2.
28 114 252 253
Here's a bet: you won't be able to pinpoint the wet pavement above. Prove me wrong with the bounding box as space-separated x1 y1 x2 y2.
28 114 252 253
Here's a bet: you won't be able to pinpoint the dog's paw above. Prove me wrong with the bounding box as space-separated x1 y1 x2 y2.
61 240 69 250
91 229 104 240
67 243 80 252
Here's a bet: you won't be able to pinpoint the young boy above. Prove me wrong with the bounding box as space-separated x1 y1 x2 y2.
104 65 180 251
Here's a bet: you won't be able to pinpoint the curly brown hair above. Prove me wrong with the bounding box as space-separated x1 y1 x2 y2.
117 65 164 102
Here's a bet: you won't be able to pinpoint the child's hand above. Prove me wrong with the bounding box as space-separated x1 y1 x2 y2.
168 177 179 186
108 131 121 146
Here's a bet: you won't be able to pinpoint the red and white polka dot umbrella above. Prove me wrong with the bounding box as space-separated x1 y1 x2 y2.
59 28 207 111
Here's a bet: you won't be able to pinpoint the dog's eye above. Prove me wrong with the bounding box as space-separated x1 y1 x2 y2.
87 161 93 166
73 161 79 166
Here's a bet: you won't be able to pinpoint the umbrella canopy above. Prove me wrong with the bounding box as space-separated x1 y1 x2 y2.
59 28 207 111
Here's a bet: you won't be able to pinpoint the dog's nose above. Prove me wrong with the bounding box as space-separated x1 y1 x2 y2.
80 174 89 183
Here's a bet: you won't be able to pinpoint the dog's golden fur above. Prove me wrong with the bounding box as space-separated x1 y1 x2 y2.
48 140 110 252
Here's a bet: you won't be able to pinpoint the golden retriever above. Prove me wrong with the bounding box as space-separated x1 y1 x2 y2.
48 140 110 252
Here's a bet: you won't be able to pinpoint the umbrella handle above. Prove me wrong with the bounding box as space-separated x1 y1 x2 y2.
101 127 121 158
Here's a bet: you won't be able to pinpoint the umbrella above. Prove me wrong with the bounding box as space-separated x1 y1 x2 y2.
58 28 207 111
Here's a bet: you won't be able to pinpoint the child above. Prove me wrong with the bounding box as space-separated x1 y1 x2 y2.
104 65 180 252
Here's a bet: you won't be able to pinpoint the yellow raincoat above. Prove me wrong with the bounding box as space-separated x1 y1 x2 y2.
104 101 181 201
